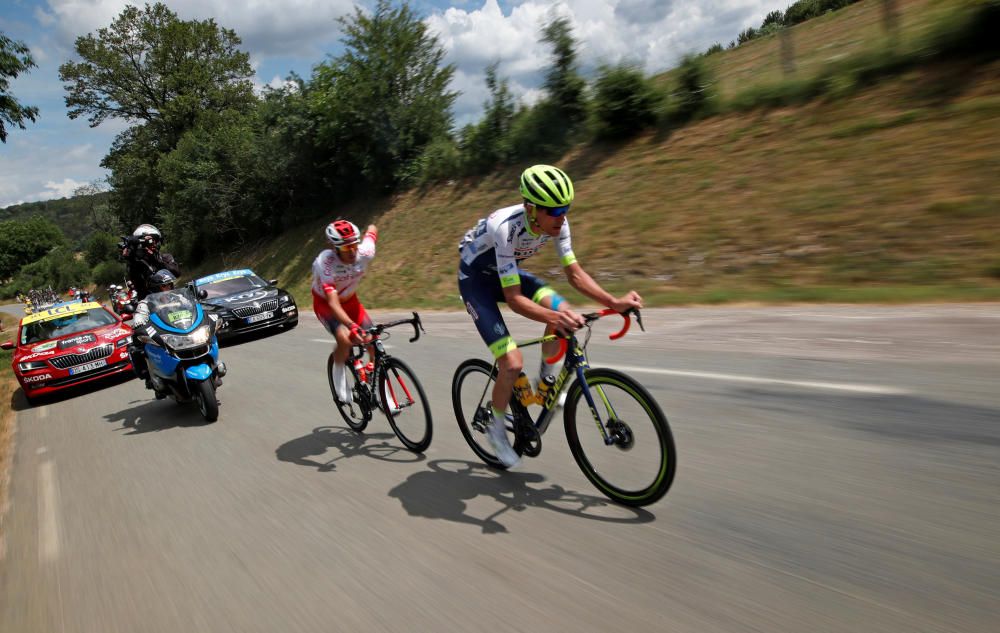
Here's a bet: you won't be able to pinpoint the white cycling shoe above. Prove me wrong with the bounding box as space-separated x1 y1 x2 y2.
487 413 521 468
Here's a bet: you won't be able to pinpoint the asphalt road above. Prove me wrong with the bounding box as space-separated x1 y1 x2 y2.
1 305 998 633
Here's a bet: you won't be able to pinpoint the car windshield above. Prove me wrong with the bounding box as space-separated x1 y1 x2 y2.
197 274 267 299
146 290 199 330
20 307 117 346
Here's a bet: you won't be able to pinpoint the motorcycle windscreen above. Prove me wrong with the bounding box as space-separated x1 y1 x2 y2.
146 290 200 331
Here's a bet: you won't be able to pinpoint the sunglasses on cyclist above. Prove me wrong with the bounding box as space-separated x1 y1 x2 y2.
532 203 569 218
337 243 360 253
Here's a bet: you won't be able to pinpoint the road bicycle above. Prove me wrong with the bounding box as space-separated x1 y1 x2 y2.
329 312 432 452
451 309 676 507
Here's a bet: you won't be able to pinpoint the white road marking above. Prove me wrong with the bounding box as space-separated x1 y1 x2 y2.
608 365 909 395
824 338 893 345
38 459 61 562
36 446 48 455
38 407 48 419
310 338 332 343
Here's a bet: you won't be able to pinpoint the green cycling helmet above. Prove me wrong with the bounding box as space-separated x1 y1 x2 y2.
520 164 574 208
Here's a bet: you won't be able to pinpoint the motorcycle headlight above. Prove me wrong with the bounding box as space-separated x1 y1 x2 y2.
161 325 211 350
19 361 48 371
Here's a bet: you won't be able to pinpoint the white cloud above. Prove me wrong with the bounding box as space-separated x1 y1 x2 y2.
44 0 355 57
426 0 775 122
43 178 87 199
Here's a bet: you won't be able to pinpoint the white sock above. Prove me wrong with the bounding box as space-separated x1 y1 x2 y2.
333 362 349 400
539 359 558 381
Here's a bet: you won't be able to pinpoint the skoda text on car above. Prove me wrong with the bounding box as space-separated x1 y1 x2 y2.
2 301 134 404
192 269 298 339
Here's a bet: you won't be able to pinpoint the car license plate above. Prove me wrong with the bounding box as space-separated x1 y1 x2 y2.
245 311 274 324
69 359 107 375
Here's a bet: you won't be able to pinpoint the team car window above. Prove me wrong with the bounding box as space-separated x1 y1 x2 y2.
20 308 118 345
197 274 267 299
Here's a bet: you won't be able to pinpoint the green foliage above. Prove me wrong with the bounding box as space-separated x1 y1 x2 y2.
0 32 39 142
10 246 90 293
309 0 456 194
0 192 111 245
91 260 124 287
670 55 715 122
704 43 724 56
405 136 461 185
459 62 515 173
542 16 587 130
590 63 660 139
60 2 256 234
84 232 119 267
0 216 67 280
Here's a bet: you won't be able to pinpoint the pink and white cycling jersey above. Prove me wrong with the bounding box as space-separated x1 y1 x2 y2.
310 231 377 300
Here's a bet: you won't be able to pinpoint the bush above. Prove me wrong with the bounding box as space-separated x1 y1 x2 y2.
590 63 661 139
91 260 124 288
670 55 715 122
84 232 119 267
404 136 462 185
704 43 724 56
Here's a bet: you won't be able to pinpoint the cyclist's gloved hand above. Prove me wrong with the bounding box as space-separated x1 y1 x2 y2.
348 322 365 344
610 290 643 313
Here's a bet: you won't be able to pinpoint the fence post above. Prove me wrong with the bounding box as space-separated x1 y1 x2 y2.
780 27 795 76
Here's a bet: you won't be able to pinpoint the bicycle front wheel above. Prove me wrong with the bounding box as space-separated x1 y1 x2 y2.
378 357 433 452
564 368 676 506
452 358 522 469
328 353 370 431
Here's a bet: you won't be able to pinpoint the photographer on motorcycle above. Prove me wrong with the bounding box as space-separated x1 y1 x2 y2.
119 224 181 300
128 269 178 389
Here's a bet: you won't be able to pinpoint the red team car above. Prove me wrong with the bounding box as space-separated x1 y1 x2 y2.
2 301 134 404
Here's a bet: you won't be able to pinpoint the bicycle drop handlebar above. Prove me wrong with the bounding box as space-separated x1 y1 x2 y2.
364 311 425 343
545 308 642 364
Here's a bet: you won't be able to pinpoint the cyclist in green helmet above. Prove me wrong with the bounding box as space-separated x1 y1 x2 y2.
458 164 643 467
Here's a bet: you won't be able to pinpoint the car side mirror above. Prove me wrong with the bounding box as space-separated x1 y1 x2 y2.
268 279 278 286
197 289 208 300
1 340 13 350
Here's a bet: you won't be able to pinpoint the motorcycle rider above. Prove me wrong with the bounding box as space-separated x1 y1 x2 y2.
119 224 181 300
128 269 179 389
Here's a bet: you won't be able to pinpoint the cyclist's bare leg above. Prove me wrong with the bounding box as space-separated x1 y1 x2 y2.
492 349 523 412
333 326 353 365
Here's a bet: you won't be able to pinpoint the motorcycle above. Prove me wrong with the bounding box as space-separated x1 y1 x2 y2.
134 289 227 422
111 287 137 315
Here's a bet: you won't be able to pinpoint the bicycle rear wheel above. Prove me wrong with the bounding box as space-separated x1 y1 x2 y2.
564 368 676 506
328 353 371 431
378 357 433 452
451 358 523 470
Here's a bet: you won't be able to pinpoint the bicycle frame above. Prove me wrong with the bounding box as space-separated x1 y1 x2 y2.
485 308 639 446
346 312 424 408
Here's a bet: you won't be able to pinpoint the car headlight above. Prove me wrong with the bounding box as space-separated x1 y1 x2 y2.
161 325 211 350
279 295 291 304
116 336 131 347
19 361 49 371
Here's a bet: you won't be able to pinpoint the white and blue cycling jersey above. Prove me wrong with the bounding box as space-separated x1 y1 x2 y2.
458 204 577 287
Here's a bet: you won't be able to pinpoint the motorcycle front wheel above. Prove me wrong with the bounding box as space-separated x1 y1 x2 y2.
194 380 219 422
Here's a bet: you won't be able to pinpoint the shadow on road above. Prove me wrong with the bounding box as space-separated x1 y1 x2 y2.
218 323 296 349
102 397 212 434
388 459 655 534
275 425 425 471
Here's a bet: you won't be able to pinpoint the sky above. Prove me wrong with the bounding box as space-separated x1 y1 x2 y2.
0 0 777 209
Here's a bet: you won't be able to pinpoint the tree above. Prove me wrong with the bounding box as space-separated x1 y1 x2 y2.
0 32 39 142
59 3 254 147
59 3 256 228
542 16 586 130
0 216 67 280
460 62 515 173
591 63 660 139
309 0 457 193
84 231 119 267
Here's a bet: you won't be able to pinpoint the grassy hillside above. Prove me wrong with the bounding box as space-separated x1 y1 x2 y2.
0 192 110 245
199 56 1000 310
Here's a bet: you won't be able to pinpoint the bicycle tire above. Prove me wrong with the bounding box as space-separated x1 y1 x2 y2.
564 368 676 506
328 353 370 431
378 357 433 452
451 358 523 469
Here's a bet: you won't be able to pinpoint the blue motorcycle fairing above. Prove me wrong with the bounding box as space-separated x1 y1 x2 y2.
185 364 213 381
146 342 180 375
